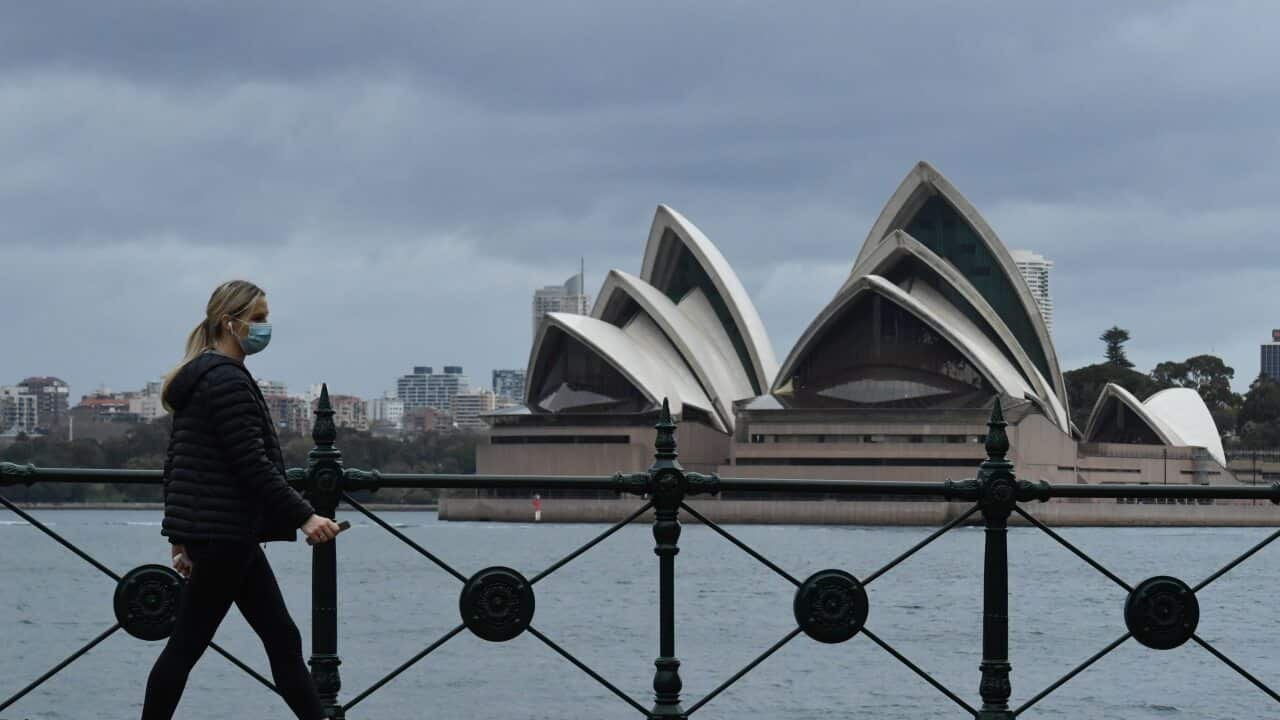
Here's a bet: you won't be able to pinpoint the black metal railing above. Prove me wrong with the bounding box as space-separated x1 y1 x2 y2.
3 385 1280 718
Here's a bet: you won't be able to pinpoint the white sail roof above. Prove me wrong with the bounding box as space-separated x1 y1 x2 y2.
846 229 1069 431
525 312 719 428
774 274 1037 404
854 161 1067 411
594 269 753 431
1144 388 1227 467
640 204 778 395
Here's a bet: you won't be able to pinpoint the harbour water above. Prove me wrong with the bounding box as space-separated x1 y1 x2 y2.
2 509 1279 719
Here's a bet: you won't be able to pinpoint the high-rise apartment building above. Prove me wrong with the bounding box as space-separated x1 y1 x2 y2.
1011 250 1053 334
0 386 38 434
532 266 590 338
1263 330 1280 382
453 389 497 431
367 393 405 430
320 394 369 431
19 377 70 431
396 366 469 412
492 369 527 403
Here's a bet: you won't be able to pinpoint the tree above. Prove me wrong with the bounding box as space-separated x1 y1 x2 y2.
1063 363 1166 432
1151 354 1241 409
1100 326 1134 368
1235 375 1280 450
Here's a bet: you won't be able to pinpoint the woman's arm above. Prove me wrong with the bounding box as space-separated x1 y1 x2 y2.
203 368 316 529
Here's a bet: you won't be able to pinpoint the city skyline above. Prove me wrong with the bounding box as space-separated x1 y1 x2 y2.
4 4 1280 402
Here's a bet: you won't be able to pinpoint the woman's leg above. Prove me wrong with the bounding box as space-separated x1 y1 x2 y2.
235 544 326 720
141 541 249 720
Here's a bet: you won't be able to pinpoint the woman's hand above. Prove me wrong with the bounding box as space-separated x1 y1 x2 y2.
171 543 193 578
301 514 342 545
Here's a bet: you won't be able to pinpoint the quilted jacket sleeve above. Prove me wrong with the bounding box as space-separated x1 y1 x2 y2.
163 428 177 543
203 367 316 529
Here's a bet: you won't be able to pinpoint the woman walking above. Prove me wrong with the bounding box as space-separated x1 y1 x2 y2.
142 280 341 720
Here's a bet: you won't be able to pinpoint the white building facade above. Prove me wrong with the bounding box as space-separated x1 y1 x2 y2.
1012 249 1053 334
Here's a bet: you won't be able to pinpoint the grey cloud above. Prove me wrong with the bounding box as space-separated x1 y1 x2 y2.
3 1 1279 399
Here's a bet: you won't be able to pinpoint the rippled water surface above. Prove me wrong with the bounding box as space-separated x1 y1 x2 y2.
3 509 1279 719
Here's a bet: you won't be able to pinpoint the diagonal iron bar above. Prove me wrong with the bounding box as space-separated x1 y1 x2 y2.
209 641 278 693
1013 632 1131 716
0 494 121 582
679 502 801 587
1194 526 1280 593
527 626 649 716
685 627 803 715
1013 506 1132 592
341 492 467 583
343 623 467 711
530 500 653 586
863 503 981 586
1193 635 1280 704
0 623 121 712
862 627 978 717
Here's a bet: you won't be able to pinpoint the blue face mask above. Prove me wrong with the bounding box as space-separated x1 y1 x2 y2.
230 318 272 355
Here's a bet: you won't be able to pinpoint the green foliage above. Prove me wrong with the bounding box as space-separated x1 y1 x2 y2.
3 421 481 504
1236 375 1280 449
1151 355 1240 409
1100 326 1134 368
1064 362 1168 431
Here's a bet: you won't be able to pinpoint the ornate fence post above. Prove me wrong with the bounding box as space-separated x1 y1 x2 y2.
649 399 686 718
976 400 1016 719
305 384 345 718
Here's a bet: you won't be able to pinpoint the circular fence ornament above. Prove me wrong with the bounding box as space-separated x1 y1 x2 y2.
1125 576 1199 650
114 564 183 641
460 566 535 642
794 569 869 644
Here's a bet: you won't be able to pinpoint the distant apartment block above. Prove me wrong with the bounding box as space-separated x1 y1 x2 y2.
367 393 405 430
1012 250 1053 334
453 389 497 431
257 380 289 398
402 406 452 434
1263 330 1280 382
0 386 38 434
532 270 590 338
492 369 527 403
19 376 70 430
322 394 369 431
396 366 469 412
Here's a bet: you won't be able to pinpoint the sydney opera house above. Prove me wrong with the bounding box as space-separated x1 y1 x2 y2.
463 162 1232 521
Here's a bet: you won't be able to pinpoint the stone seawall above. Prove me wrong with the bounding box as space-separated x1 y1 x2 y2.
440 496 1280 526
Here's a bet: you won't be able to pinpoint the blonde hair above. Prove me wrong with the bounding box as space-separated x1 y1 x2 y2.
161 280 265 412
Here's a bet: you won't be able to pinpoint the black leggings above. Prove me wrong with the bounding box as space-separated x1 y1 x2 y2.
141 540 326 720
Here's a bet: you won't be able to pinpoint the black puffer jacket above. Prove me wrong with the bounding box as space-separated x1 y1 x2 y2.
160 350 315 545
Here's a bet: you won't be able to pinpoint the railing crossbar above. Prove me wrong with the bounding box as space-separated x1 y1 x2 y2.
1012 506 1133 592
530 500 653 586
209 641 279 694
863 503 980 587
341 492 467 584
679 502 801 588
343 623 466 711
1193 635 1280 704
685 627 802 715
0 623 120 713
0 494 121 582
862 627 978 717
1013 632 1131 716
526 625 649 716
1194 526 1280 593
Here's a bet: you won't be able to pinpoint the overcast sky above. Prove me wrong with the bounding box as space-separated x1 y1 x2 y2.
2 2 1277 403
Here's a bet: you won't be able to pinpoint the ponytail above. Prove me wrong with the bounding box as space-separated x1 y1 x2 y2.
161 280 265 413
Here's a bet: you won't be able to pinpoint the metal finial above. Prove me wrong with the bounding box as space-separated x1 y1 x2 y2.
654 397 677 462
985 397 1009 461
312 382 337 447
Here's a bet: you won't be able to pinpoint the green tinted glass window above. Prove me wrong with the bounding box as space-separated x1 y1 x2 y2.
903 195 1052 383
